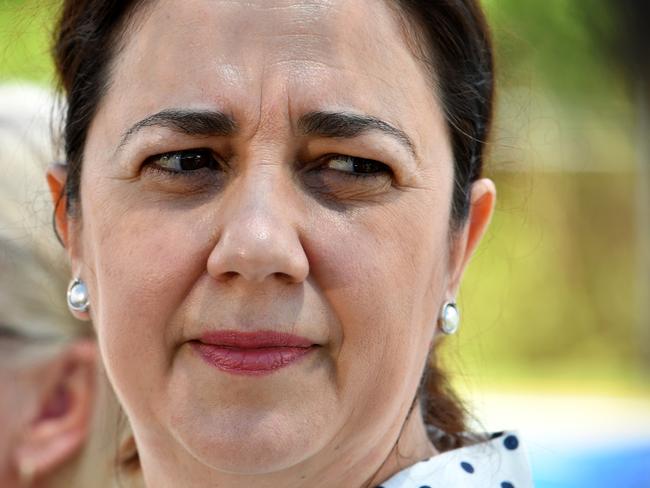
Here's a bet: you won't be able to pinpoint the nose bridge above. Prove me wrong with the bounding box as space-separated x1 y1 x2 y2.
206 160 309 284
240 163 285 223
234 169 287 252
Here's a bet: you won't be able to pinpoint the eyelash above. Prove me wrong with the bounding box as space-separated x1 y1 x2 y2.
142 149 392 180
143 148 222 176
317 154 392 180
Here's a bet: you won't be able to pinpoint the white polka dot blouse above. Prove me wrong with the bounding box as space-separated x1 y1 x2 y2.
377 431 533 488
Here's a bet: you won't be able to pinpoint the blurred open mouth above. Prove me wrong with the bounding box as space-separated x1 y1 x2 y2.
190 330 319 376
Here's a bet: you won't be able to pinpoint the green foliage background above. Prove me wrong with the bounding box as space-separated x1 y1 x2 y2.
1 0 647 394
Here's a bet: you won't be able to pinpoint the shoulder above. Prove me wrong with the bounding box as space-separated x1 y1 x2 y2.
378 431 533 488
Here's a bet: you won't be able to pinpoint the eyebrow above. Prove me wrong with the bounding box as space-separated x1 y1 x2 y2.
116 108 417 160
117 109 237 153
298 111 417 159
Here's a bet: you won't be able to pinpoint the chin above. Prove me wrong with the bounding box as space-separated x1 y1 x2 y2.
170 407 327 474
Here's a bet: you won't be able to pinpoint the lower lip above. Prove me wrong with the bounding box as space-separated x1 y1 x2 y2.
191 342 316 376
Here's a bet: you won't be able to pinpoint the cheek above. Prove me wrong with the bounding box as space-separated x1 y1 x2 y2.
81 195 213 412
306 197 448 411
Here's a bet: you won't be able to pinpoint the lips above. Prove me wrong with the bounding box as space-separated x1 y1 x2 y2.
191 330 318 376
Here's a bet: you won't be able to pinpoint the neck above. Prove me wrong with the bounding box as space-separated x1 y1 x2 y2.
366 403 437 486
138 403 436 488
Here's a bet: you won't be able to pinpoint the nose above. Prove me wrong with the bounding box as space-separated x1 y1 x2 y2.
206 171 309 285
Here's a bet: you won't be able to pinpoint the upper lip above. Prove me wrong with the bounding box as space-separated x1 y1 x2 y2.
197 330 316 349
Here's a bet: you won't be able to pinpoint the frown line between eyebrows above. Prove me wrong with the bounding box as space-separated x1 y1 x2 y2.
115 108 238 156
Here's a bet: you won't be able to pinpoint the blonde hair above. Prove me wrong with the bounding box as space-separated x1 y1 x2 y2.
0 83 80 353
0 82 141 488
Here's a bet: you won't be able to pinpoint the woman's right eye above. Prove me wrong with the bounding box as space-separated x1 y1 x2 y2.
144 149 221 174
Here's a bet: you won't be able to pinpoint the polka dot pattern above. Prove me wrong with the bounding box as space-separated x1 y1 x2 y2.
375 430 532 488
460 461 475 473
504 435 519 450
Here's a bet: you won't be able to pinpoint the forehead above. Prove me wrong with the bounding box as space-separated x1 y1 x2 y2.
99 0 442 146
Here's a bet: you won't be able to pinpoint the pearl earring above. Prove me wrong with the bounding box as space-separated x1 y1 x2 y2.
439 301 460 335
67 278 90 313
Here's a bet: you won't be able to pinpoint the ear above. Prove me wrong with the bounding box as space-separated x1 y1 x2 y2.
12 340 97 484
46 163 69 247
446 178 496 297
47 164 90 322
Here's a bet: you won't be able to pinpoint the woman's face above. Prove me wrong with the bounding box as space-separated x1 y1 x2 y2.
69 0 487 479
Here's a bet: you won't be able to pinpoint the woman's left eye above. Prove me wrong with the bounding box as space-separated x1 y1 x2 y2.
324 155 391 176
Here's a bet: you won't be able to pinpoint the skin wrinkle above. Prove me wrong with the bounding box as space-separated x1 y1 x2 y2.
58 1 496 487
112 111 421 213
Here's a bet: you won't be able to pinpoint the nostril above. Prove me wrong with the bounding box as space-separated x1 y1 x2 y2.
273 271 302 284
216 271 239 282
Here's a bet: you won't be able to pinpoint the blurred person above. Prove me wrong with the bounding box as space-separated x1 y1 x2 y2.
47 1 533 487
0 83 119 488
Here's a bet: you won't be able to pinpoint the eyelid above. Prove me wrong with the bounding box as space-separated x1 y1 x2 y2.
142 149 392 180
320 154 393 176
143 148 223 171
144 147 210 161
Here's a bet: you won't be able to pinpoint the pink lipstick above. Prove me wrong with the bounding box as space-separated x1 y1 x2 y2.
191 330 317 376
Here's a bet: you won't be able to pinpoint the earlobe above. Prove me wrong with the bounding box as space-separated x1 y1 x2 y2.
46 162 69 247
12 340 97 483
447 178 497 296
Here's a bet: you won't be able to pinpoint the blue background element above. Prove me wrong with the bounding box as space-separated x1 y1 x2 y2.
532 441 650 488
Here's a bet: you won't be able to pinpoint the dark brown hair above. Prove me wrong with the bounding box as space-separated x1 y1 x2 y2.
53 0 493 457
